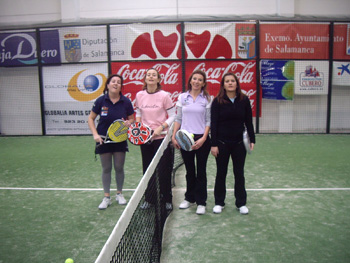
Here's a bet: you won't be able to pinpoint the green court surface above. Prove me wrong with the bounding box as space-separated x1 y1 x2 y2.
0 134 349 263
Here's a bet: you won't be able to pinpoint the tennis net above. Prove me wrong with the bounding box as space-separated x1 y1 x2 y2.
95 124 182 263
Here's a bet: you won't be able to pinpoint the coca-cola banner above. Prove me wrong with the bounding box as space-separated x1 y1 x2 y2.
333 23 350 59
260 22 330 59
294 61 329 95
184 22 256 59
43 63 108 134
110 23 181 60
185 60 258 116
111 61 182 107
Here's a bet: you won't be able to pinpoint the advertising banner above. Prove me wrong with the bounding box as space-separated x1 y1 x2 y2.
111 61 183 107
110 23 181 61
43 63 108 134
260 60 294 100
0 29 61 66
57 26 108 63
333 23 350 60
185 60 258 116
109 22 256 61
260 22 329 59
184 22 256 60
294 61 329 95
333 61 350 86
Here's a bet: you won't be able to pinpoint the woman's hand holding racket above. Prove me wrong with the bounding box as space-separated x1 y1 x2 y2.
128 122 166 145
172 136 180 149
243 128 253 154
174 129 195 151
96 119 128 148
122 118 133 128
152 125 164 138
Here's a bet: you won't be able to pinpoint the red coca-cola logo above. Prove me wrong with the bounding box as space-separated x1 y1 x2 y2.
186 60 258 116
111 62 183 107
192 61 256 85
130 24 233 59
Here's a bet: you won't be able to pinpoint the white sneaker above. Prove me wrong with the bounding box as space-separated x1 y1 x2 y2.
98 197 112 210
179 200 195 209
140 201 152 209
116 194 127 205
213 205 224 214
238 206 249 215
196 205 206 215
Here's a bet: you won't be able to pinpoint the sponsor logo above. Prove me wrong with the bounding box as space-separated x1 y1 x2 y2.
0 31 60 65
237 26 256 59
300 65 324 88
193 61 256 85
64 33 82 62
67 70 106 101
336 63 350 76
130 25 233 59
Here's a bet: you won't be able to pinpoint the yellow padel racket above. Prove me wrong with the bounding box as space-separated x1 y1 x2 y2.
99 119 128 146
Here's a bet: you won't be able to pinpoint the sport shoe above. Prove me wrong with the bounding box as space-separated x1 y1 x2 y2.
165 202 173 210
196 205 206 215
179 200 194 209
98 197 112 210
140 201 152 210
213 205 224 214
116 194 127 205
238 206 249 215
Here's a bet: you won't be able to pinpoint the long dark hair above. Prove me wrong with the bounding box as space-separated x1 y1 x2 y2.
187 70 210 101
142 68 162 92
216 72 245 104
103 74 123 94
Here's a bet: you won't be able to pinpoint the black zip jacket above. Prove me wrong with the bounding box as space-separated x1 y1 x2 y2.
211 94 255 146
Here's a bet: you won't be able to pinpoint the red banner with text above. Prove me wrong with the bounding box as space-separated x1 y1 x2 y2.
260 23 330 59
111 61 183 108
185 60 258 117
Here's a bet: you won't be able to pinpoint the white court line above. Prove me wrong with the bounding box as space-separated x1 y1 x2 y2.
1 187 350 191
0 187 136 191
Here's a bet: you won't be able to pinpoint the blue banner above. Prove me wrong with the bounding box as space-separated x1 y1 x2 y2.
0 30 61 66
260 60 294 100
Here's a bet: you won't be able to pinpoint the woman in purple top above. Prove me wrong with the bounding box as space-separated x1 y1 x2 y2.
172 70 212 215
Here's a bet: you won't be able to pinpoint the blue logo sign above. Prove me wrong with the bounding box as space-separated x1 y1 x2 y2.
0 30 61 66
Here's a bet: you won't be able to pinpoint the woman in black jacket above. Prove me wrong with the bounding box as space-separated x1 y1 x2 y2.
210 72 255 215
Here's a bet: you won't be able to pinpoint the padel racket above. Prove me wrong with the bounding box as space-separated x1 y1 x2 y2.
98 119 128 147
175 129 195 151
128 122 166 145
243 128 252 154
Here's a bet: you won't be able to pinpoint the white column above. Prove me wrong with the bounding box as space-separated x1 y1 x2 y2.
61 0 80 22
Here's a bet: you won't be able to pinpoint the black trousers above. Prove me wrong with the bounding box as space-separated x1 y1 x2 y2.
140 139 173 203
214 140 247 208
180 136 211 206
